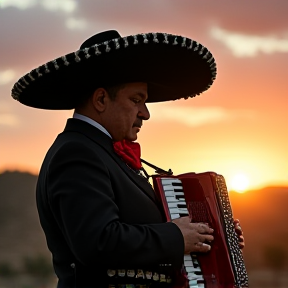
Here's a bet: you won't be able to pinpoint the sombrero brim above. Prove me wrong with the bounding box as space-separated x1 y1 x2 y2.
11 32 217 110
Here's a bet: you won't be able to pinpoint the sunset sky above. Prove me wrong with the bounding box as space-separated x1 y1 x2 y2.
0 0 287 191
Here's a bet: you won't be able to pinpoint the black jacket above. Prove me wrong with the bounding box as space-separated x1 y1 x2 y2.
36 118 184 287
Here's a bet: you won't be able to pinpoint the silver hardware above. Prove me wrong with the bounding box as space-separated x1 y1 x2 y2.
181 37 187 47
104 41 111 52
123 37 129 47
74 51 81 62
28 73 35 81
163 33 169 44
44 64 50 73
52 59 60 69
84 47 91 59
152 33 159 43
133 35 138 45
35 67 43 77
113 38 120 49
94 44 101 55
142 33 149 43
62 55 70 66
21 77 29 85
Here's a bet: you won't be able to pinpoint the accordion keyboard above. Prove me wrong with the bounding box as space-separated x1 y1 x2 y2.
161 178 205 288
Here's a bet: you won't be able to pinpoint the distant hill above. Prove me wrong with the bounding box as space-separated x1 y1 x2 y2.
0 171 50 270
0 170 287 273
229 187 288 270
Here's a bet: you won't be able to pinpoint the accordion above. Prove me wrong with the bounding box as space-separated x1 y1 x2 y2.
153 172 249 288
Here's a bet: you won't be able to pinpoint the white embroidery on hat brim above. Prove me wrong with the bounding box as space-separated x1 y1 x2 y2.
11 32 217 104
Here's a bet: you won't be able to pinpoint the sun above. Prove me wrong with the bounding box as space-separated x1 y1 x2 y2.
230 173 250 193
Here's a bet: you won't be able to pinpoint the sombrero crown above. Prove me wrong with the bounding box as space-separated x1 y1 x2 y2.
11 30 217 110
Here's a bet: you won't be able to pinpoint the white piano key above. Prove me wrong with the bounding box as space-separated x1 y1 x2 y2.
164 191 185 199
188 273 204 281
169 207 188 214
197 284 205 288
184 255 192 261
184 259 193 266
163 188 184 194
163 184 184 190
170 213 181 219
168 201 187 208
188 279 198 286
160 178 182 185
185 266 201 273
166 197 185 203
164 190 184 196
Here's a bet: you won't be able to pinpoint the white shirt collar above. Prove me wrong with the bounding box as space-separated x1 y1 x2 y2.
73 112 112 139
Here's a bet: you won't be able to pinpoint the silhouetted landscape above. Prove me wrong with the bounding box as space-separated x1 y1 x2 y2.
0 171 287 287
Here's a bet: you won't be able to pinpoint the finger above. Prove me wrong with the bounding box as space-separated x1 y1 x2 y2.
233 219 240 225
199 234 214 243
235 228 243 236
238 235 244 243
239 241 245 249
196 223 214 234
195 242 211 253
234 221 243 235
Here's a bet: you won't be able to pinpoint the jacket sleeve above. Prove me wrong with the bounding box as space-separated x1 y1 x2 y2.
46 140 184 268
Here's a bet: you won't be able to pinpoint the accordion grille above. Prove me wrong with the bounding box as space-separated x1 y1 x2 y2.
215 175 249 287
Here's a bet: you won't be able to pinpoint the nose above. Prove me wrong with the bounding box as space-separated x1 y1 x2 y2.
138 104 150 120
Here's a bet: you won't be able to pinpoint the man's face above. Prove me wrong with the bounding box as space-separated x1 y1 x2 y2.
104 82 150 141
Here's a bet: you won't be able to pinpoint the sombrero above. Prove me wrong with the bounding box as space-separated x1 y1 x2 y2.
11 30 217 110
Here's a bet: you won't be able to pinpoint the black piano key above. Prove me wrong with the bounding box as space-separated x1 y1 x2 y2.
172 182 183 186
174 188 184 192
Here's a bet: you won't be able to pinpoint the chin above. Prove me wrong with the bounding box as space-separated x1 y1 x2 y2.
125 134 137 142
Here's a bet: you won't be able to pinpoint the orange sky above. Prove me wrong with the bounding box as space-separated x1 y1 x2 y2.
0 0 287 191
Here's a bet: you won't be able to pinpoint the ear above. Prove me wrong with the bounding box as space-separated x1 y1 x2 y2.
91 88 109 112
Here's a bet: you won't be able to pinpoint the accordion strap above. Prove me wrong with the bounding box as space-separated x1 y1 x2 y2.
140 158 173 178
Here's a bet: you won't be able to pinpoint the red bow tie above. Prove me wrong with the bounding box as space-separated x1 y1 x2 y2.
113 140 142 170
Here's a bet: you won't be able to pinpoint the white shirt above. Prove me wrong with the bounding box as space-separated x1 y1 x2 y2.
73 112 112 139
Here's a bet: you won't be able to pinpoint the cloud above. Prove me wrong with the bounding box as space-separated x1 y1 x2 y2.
0 0 77 13
148 104 255 127
65 17 88 30
0 0 37 9
0 101 19 126
0 70 16 86
41 0 77 13
210 27 288 57
0 113 19 126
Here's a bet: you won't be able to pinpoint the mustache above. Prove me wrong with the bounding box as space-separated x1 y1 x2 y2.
133 119 143 128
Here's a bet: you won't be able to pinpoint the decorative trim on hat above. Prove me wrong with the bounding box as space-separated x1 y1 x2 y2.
84 48 91 59
52 59 60 70
28 73 35 81
62 55 70 66
11 32 217 102
35 67 43 77
141 33 149 44
113 38 121 49
94 44 102 55
74 50 81 62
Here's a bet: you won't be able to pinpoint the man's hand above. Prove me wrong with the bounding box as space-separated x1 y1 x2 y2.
172 216 214 254
234 219 245 249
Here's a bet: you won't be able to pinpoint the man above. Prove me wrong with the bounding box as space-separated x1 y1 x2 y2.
11 30 243 287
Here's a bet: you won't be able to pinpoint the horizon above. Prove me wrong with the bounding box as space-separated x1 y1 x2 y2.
1 169 287 193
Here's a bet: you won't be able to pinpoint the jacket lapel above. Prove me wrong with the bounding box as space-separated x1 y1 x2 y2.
63 118 157 203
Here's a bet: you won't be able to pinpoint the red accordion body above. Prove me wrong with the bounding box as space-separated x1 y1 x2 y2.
153 172 249 288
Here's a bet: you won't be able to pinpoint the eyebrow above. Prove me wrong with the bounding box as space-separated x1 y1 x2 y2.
136 92 148 101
